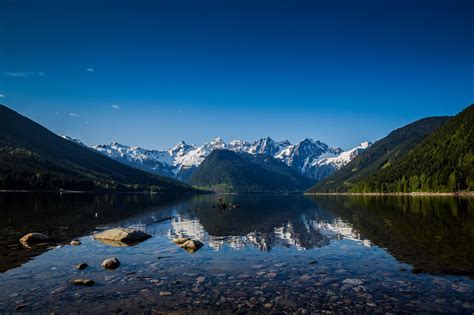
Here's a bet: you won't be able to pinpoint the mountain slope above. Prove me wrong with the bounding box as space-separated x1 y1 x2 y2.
350 104 474 192
188 150 312 193
0 105 194 192
239 152 315 190
308 115 450 193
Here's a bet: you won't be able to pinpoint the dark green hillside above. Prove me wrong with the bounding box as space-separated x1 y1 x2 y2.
240 152 315 189
308 115 449 193
351 104 474 192
0 105 194 192
188 149 311 193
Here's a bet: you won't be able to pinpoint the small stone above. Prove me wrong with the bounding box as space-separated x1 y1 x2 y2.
172 238 190 245
452 282 471 293
263 303 273 309
300 274 312 281
15 304 27 311
196 276 206 283
70 240 81 246
82 279 95 287
75 263 88 270
102 257 121 269
342 278 364 286
463 302 473 309
265 272 277 278
159 291 172 296
179 239 204 253
72 279 95 286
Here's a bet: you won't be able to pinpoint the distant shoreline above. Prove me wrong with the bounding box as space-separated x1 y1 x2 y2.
0 189 208 194
305 191 474 197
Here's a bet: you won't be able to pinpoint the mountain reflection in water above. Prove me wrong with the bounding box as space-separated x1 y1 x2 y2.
1 193 473 277
119 194 369 252
1 193 474 313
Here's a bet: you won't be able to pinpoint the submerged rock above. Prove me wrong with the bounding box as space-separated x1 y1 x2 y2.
70 240 81 246
172 238 203 253
72 279 95 286
19 233 49 248
76 263 88 270
15 304 27 311
102 257 121 269
93 228 151 246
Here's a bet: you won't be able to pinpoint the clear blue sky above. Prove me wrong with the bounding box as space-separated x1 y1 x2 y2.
1 0 473 150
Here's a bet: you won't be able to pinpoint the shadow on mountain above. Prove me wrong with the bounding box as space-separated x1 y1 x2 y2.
307 195 474 278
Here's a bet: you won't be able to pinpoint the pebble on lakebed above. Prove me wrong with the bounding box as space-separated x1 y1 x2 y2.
102 257 121 269
72 279 95 286
172 238 203 253
75 263 88 270
93 228 151 247
19 233 49 248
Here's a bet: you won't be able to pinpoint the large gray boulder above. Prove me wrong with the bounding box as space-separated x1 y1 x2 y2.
93 228 151 246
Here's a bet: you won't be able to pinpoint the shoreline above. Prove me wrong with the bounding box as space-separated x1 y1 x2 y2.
0 189 210 195
305 191 474 197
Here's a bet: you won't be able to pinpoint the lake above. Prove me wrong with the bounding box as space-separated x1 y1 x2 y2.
0 193 473 313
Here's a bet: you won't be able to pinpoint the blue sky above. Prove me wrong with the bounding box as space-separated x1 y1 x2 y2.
1 0 473 150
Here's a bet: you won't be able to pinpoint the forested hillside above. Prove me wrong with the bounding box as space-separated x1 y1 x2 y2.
307 116 450 193
0 105 195 192
350 104 473 193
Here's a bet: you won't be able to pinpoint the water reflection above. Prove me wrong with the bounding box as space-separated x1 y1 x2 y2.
166 195 367 251
309 195 474 277
1 193 473 277
1 193 474 313
0 193 192 272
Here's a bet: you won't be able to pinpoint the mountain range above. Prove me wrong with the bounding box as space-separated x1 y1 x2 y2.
79 136 371 183
1 102 471 194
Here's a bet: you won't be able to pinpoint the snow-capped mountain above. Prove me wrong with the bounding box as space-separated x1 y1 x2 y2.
64 136 371 181
248 137 290 156
309 142 372 180
276 138 343 177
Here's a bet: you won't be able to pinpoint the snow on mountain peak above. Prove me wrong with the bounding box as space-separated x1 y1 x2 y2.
65 135 371 181
206 137 227 149
249 137 285 156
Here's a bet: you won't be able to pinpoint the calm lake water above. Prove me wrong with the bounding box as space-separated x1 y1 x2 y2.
0 193 473 313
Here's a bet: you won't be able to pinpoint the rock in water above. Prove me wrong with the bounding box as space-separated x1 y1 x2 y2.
102 257 121 269
93 228 151 246
19 233 49 248
172 238 203 253
172 238 190 245
76 263 88 270
72 279 95 286
70 240 81 246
